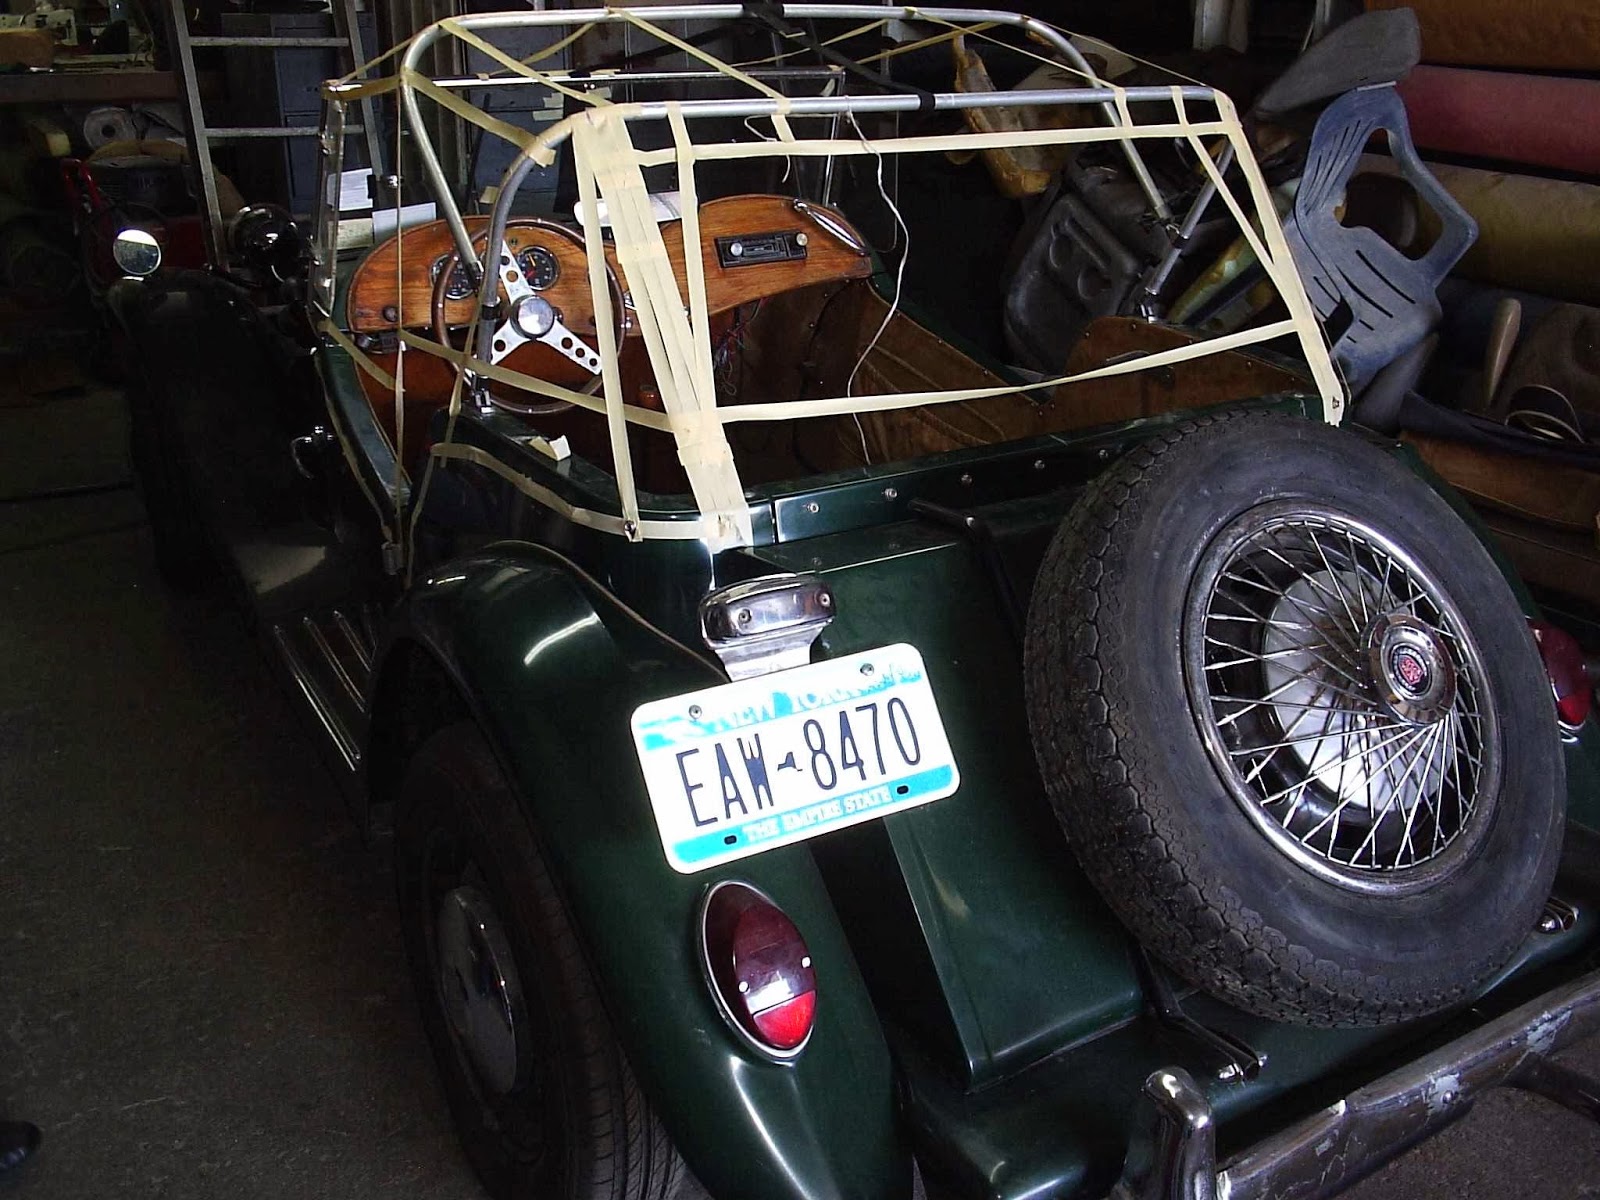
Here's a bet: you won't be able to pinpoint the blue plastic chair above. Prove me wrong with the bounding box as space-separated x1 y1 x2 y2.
1284 84 1477 394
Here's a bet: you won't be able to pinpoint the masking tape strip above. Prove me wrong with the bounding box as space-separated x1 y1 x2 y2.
516 22 594 70
668 107 717 448
662 107 747 543
629 117 1236 168
332 28 413 88
396 329 675 433
576 107 750 546
710 318 1302 423
617 9 794 141
429 442 713 541
322 318 397 392
324 73 400 103
916 12 1105 86
859 20 999 65
1170 88 1343 421
734 17 888 68
440 18 607 108
573 120 642 536
403 69 555 164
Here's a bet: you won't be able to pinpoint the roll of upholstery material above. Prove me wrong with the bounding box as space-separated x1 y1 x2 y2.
1398 66 1600 176
1359 155 1600 306
1430 164 1600 307
1367 0 1600 71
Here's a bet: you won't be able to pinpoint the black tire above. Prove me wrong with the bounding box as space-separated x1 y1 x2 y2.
395 723 684 1200
127 380 213 590
1024 411 1565 1027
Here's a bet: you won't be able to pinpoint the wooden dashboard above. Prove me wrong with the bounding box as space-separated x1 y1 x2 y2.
343 195 874 462
346 194 874 335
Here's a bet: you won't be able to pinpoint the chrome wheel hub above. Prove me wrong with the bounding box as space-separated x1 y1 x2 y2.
1184 503 1500 893
1367 613 1456 725
436 885 527 1096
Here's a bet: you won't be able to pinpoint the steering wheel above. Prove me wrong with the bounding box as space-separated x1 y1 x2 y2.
430 217 625 417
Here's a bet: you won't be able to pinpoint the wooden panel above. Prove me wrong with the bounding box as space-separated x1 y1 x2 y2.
623 194 873 322
348 217 483 331
347 195 871 335
345 196 872 420
742 292 1313 469
348 217 603 335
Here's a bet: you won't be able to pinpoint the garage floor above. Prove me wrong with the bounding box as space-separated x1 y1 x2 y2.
2 382 1599 1199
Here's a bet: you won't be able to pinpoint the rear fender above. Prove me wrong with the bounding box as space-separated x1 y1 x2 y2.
374 543 908 1200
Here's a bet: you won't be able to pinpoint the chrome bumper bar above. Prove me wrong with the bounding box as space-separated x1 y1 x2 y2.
1112 966 1600 1200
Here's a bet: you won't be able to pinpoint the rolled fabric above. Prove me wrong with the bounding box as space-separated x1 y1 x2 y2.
1398 66 1600 176
1367 0 1600 70
1359 155 1600 306
1430 164 1600 307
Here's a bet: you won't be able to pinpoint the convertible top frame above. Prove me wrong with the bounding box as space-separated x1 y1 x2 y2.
312 5 1344 553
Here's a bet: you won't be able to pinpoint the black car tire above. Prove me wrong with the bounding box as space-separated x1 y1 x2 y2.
395 722 685 1200
127 379 213 590
1024 411 1565 1027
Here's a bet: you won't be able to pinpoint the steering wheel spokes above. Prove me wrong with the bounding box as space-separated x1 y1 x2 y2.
492 289 603 375
488 239 603 375
431 219 622 416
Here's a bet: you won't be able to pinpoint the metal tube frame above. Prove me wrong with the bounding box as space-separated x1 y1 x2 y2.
323 5 1341 547
395 4 1187 288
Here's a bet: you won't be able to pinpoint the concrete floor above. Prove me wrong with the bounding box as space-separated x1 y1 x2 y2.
1 383 1599 1198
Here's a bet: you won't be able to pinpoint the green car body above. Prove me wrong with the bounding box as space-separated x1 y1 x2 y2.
108 5 1600 1196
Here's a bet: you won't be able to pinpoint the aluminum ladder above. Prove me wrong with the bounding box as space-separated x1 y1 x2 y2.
160 0 386 269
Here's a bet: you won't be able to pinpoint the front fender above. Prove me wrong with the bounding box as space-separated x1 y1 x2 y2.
379 544 909 1200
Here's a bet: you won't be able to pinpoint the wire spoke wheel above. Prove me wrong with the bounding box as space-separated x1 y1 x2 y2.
1184 502 1500 893
1026 412 1564 1027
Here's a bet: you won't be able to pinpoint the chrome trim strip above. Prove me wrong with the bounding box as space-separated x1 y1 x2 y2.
300 615 367 709
272 623 361 772
332 609 374 674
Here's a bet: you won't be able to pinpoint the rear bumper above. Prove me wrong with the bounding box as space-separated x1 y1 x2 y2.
1112 966 1600 1200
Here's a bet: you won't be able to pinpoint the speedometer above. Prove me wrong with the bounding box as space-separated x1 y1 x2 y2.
429 254 475 301
518 245 560 290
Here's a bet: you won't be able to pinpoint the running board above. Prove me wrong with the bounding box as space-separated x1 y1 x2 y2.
269 607 376 775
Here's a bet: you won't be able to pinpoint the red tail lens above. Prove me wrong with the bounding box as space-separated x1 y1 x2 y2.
1531 621 1592 728
700 883 816 1056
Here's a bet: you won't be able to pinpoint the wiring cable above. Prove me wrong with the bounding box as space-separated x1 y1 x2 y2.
843 108 909 465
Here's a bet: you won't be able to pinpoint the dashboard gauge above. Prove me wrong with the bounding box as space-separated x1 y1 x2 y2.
518 245 560 290
429 254 475 301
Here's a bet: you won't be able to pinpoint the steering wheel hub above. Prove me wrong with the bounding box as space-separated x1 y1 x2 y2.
510 294 558 340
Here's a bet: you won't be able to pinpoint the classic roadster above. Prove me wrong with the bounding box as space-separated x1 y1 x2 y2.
111 7 1600 1199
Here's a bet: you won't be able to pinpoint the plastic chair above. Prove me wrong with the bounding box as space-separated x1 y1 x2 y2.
1283 84 1477 394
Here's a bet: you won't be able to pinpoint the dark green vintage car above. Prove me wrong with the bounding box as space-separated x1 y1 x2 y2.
111 7 1600 1199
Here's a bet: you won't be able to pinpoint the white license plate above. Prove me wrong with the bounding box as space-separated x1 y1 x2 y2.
631 644 961 873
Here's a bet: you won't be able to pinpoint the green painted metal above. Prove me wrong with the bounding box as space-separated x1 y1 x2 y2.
390 548 907 1200
896 902 1598 1199
755 515 1144 1088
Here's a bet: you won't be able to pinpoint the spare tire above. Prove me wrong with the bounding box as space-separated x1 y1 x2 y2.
1024 410 1565 1027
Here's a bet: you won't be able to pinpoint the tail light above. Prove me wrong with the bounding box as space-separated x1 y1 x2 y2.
1530 620 1592 729
699 882 816 1057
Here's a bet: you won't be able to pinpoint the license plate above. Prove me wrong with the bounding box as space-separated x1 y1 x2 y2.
631 644 960 873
